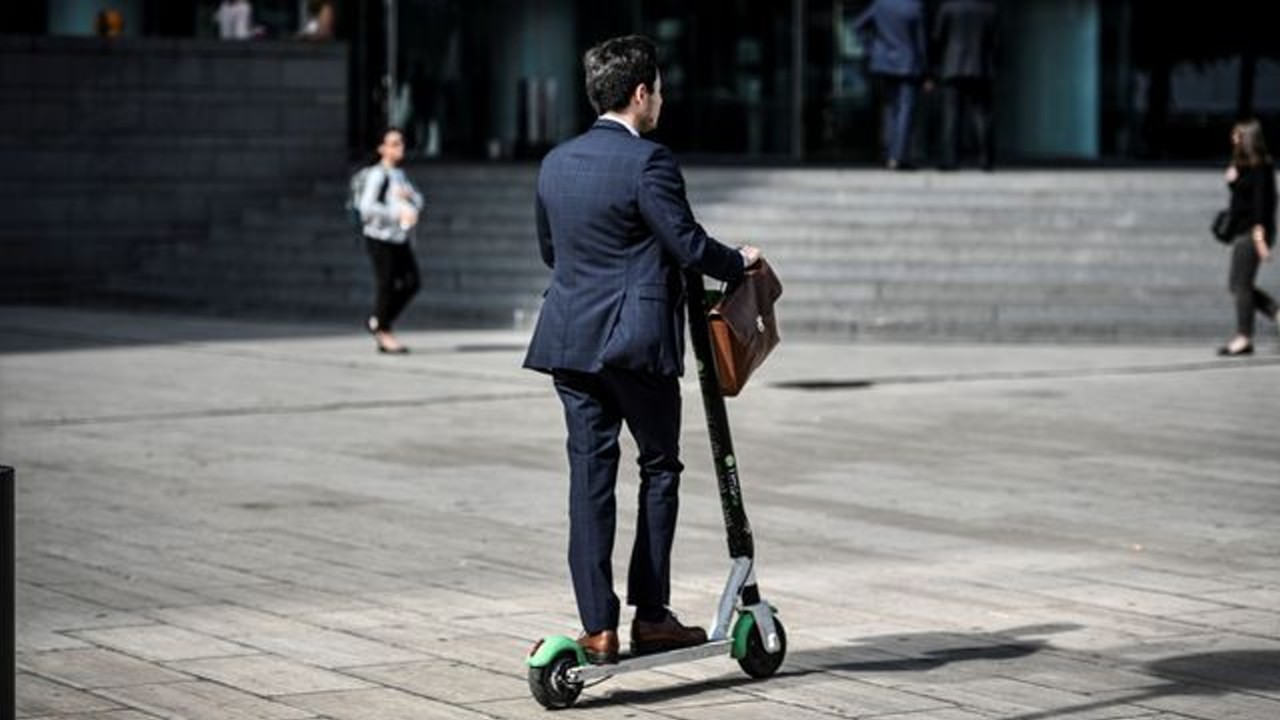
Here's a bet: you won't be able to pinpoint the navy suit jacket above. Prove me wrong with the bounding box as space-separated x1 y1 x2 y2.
523 119 745 377
853 0 927 78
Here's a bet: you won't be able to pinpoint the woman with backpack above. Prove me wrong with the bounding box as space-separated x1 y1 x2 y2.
1218 119 1278 357
358 127 423 354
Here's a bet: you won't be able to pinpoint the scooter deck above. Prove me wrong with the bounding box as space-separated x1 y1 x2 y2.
568 640 734 683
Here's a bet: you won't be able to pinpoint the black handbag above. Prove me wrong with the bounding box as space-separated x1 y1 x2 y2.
1211 209 1236 244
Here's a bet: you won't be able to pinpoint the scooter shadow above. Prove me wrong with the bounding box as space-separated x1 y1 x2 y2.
579 623 1078 708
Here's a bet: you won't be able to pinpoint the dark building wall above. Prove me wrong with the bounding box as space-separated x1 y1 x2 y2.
0 35 347 304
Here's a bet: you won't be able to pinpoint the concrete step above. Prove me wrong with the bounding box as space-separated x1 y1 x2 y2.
127 228 1238 289
104 166 1264 339
411 181 1221 208
403 163 1222 190
221 217 1224 254
276 199 1216 230
131 241 1229 288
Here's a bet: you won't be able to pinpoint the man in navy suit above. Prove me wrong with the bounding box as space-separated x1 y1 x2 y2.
854 0 928 169
524 35 760 664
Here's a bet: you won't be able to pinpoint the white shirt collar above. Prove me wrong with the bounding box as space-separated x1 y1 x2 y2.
600 113 640 137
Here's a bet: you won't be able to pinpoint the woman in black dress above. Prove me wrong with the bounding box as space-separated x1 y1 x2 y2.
1219 119 1278 356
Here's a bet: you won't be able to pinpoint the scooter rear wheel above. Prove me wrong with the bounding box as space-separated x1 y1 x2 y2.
738 616 787 679
528 650 583 709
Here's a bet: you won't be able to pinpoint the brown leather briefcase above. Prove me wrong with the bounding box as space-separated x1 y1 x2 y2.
707 258 783 397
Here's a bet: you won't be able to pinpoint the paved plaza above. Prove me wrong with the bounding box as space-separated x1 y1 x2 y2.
4 306 1280 719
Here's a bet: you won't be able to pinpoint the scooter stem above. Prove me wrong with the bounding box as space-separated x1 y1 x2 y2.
685 271 755 560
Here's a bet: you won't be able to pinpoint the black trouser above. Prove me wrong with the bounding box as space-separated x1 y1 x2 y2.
552 368 684 633
941 78 994 170
1228 234 1278 337
365 237 420 330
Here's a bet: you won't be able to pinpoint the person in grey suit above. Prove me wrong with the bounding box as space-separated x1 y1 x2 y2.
524 35 760 664
934 0 999 170
854 0 928 169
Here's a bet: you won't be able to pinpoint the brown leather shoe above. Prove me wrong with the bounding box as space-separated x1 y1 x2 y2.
577 629 619 665
630 613 707 655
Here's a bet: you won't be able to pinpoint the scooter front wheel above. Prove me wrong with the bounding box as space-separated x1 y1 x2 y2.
738 616 787 679
528 650 583 710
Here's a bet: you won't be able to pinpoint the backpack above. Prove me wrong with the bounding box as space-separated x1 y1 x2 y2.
345 165 390 232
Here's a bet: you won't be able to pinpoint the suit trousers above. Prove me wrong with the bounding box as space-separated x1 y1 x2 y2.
880 76 921 164
365 237 420 330
552 367 684 633
1228 234 1278 337
941 78 994 170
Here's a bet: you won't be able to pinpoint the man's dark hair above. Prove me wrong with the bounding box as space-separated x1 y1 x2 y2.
583 35 658 115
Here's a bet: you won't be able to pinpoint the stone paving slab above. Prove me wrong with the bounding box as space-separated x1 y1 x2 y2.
70 625 255 662
4 306 1280 719
278 687 489 720
168 654 376 696
14 674 122 717
18 707 158 712
93 681 315 720
18 648 192 689
343 660 524 704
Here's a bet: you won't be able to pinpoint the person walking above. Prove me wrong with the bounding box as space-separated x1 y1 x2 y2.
524 35 761 664
359 128 424 354
933 0 998 170
853 0 928 170
299 0 335 40
1219 119 1278 356
213 0 252 40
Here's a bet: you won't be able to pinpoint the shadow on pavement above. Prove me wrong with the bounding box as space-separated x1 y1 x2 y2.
1147 649 1280 691
0 306 353 354
583 621 1280 715
0 306 525 355
958 649 1280 720
582 623 1075 708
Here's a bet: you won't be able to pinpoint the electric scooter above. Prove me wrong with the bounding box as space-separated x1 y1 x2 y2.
525 270 786 709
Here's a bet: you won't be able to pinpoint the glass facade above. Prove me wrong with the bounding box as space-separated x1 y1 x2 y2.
358 0 1277 164
9 0 1278 163
642 0 801 157
30 0 313 39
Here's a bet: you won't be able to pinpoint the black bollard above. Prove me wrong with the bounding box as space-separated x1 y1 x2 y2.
2 466 11 715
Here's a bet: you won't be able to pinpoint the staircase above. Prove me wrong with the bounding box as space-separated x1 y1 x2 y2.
689 169 1256 340
108 164 1275 341
0 36 348 307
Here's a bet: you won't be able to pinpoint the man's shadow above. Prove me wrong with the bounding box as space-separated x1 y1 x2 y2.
580 622 1077 707
1000 649 1280 720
